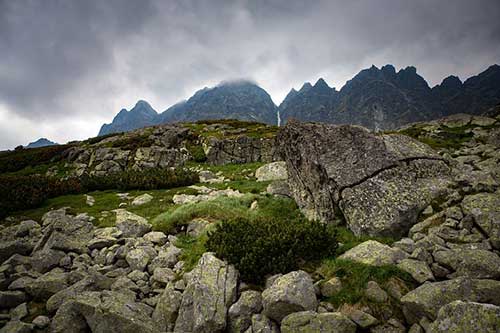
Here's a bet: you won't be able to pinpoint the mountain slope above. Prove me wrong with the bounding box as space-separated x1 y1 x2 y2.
160 80 278 125
98 100 159 136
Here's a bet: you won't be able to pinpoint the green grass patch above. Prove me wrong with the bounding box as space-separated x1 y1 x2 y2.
175 234 209 272
335 227 395 255
187 161 265 181
317 258 414 307
183 119 278 139
152 194 259 234
206 180 270 194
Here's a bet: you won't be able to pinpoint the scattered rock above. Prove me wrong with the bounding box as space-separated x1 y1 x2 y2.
281 311 356 333
262 270 318 323
433 249 500 279
153 283 182 332
320 277 342 297
143 231 167 245
228 290 263 333
114 209 151 237
428 301 500 333
365 281 388 303
132 193 154 206
401 278 500 323
339 240 408 266
174 253 238 332
32 315 50 329
397 259 435 284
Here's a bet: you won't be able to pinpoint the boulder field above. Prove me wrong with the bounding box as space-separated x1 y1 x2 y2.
1 113 500 332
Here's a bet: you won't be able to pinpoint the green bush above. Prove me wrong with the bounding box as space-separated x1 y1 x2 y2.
83 132 122 145
0 144 72 174
108 134 154 150
0 168 198 219
186 143 207 162
206 216 338 283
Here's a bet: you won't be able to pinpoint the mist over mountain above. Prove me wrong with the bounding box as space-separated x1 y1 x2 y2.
98 64 500 135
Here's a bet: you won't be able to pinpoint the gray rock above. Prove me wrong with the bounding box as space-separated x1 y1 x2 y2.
126 248 152 271
152 267 175 284
143 231 167 245
433 249 500 279
0 291 27 309
256 161 288 182
365 281 388 303
30 249 66 273
461 193 500 249
25 269 68 301
114 209 151 237
46 271 113 313
228 290 263 333
266 180 291 197
132 193 154 206
0 320 33 333
35 210 94 254
428 301 500 333
339 240 408 266
401 278 500 323
50 290 155 333
277 121 451 237
320 277 342 297
345 309 378 328
10 303 28 320
246 314 279 333
397 259 435 284
152 283 182 333
174 253 238 333
281 311 356 333
262 270 317 323
32 315 50 329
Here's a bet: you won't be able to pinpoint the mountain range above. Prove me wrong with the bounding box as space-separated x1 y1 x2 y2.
98 64 500 135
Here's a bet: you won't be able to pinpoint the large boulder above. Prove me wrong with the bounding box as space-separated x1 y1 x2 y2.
114 209 151 237
428 301 500 333
174 253 238 333
401 278 500 323
50 291 155 333
280 311 356 333
433 249 500 279
339 240 408 266
261 270 317 323
228 290 263 333
277 121 452 237
152 283 183 333
461 193 500 249
34 210 94 254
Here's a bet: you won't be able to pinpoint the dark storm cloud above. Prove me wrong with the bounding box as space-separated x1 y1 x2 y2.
0 0 499 149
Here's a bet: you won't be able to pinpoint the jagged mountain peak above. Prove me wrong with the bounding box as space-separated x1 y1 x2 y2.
25 138 58 148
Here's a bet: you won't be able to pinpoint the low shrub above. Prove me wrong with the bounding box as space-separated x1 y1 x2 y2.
108 134 154 150
186 143 207 162
206 216 338 283
0 168 198 219
317 259 414 307
0 144 72 174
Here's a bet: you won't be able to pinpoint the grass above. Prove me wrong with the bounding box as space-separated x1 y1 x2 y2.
7 186 197 228
175 234 209 272
187 161 265 181
206 180 271 194
152 194 259 234
183 119 278 139
334 226 395 255
317 258 414 307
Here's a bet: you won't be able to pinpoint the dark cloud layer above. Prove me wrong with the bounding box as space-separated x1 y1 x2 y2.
1 0 499 149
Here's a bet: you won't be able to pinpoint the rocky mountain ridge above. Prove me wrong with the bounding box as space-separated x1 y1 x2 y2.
98 64 500 135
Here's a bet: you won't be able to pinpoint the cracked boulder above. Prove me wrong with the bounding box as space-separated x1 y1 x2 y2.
174 252 238 333
277 121 452 237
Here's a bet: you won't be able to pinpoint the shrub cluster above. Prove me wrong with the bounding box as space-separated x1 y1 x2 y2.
108 134 154 150
206 216 338 283
0 168 198 219
0 145 72 174
186 143 207 162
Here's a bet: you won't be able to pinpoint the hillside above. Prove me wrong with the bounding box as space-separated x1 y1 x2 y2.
1 113 500 332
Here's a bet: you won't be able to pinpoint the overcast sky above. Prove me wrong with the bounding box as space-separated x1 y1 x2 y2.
1 0 499 149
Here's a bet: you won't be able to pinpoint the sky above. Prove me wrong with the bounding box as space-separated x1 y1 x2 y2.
1 0 500 149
